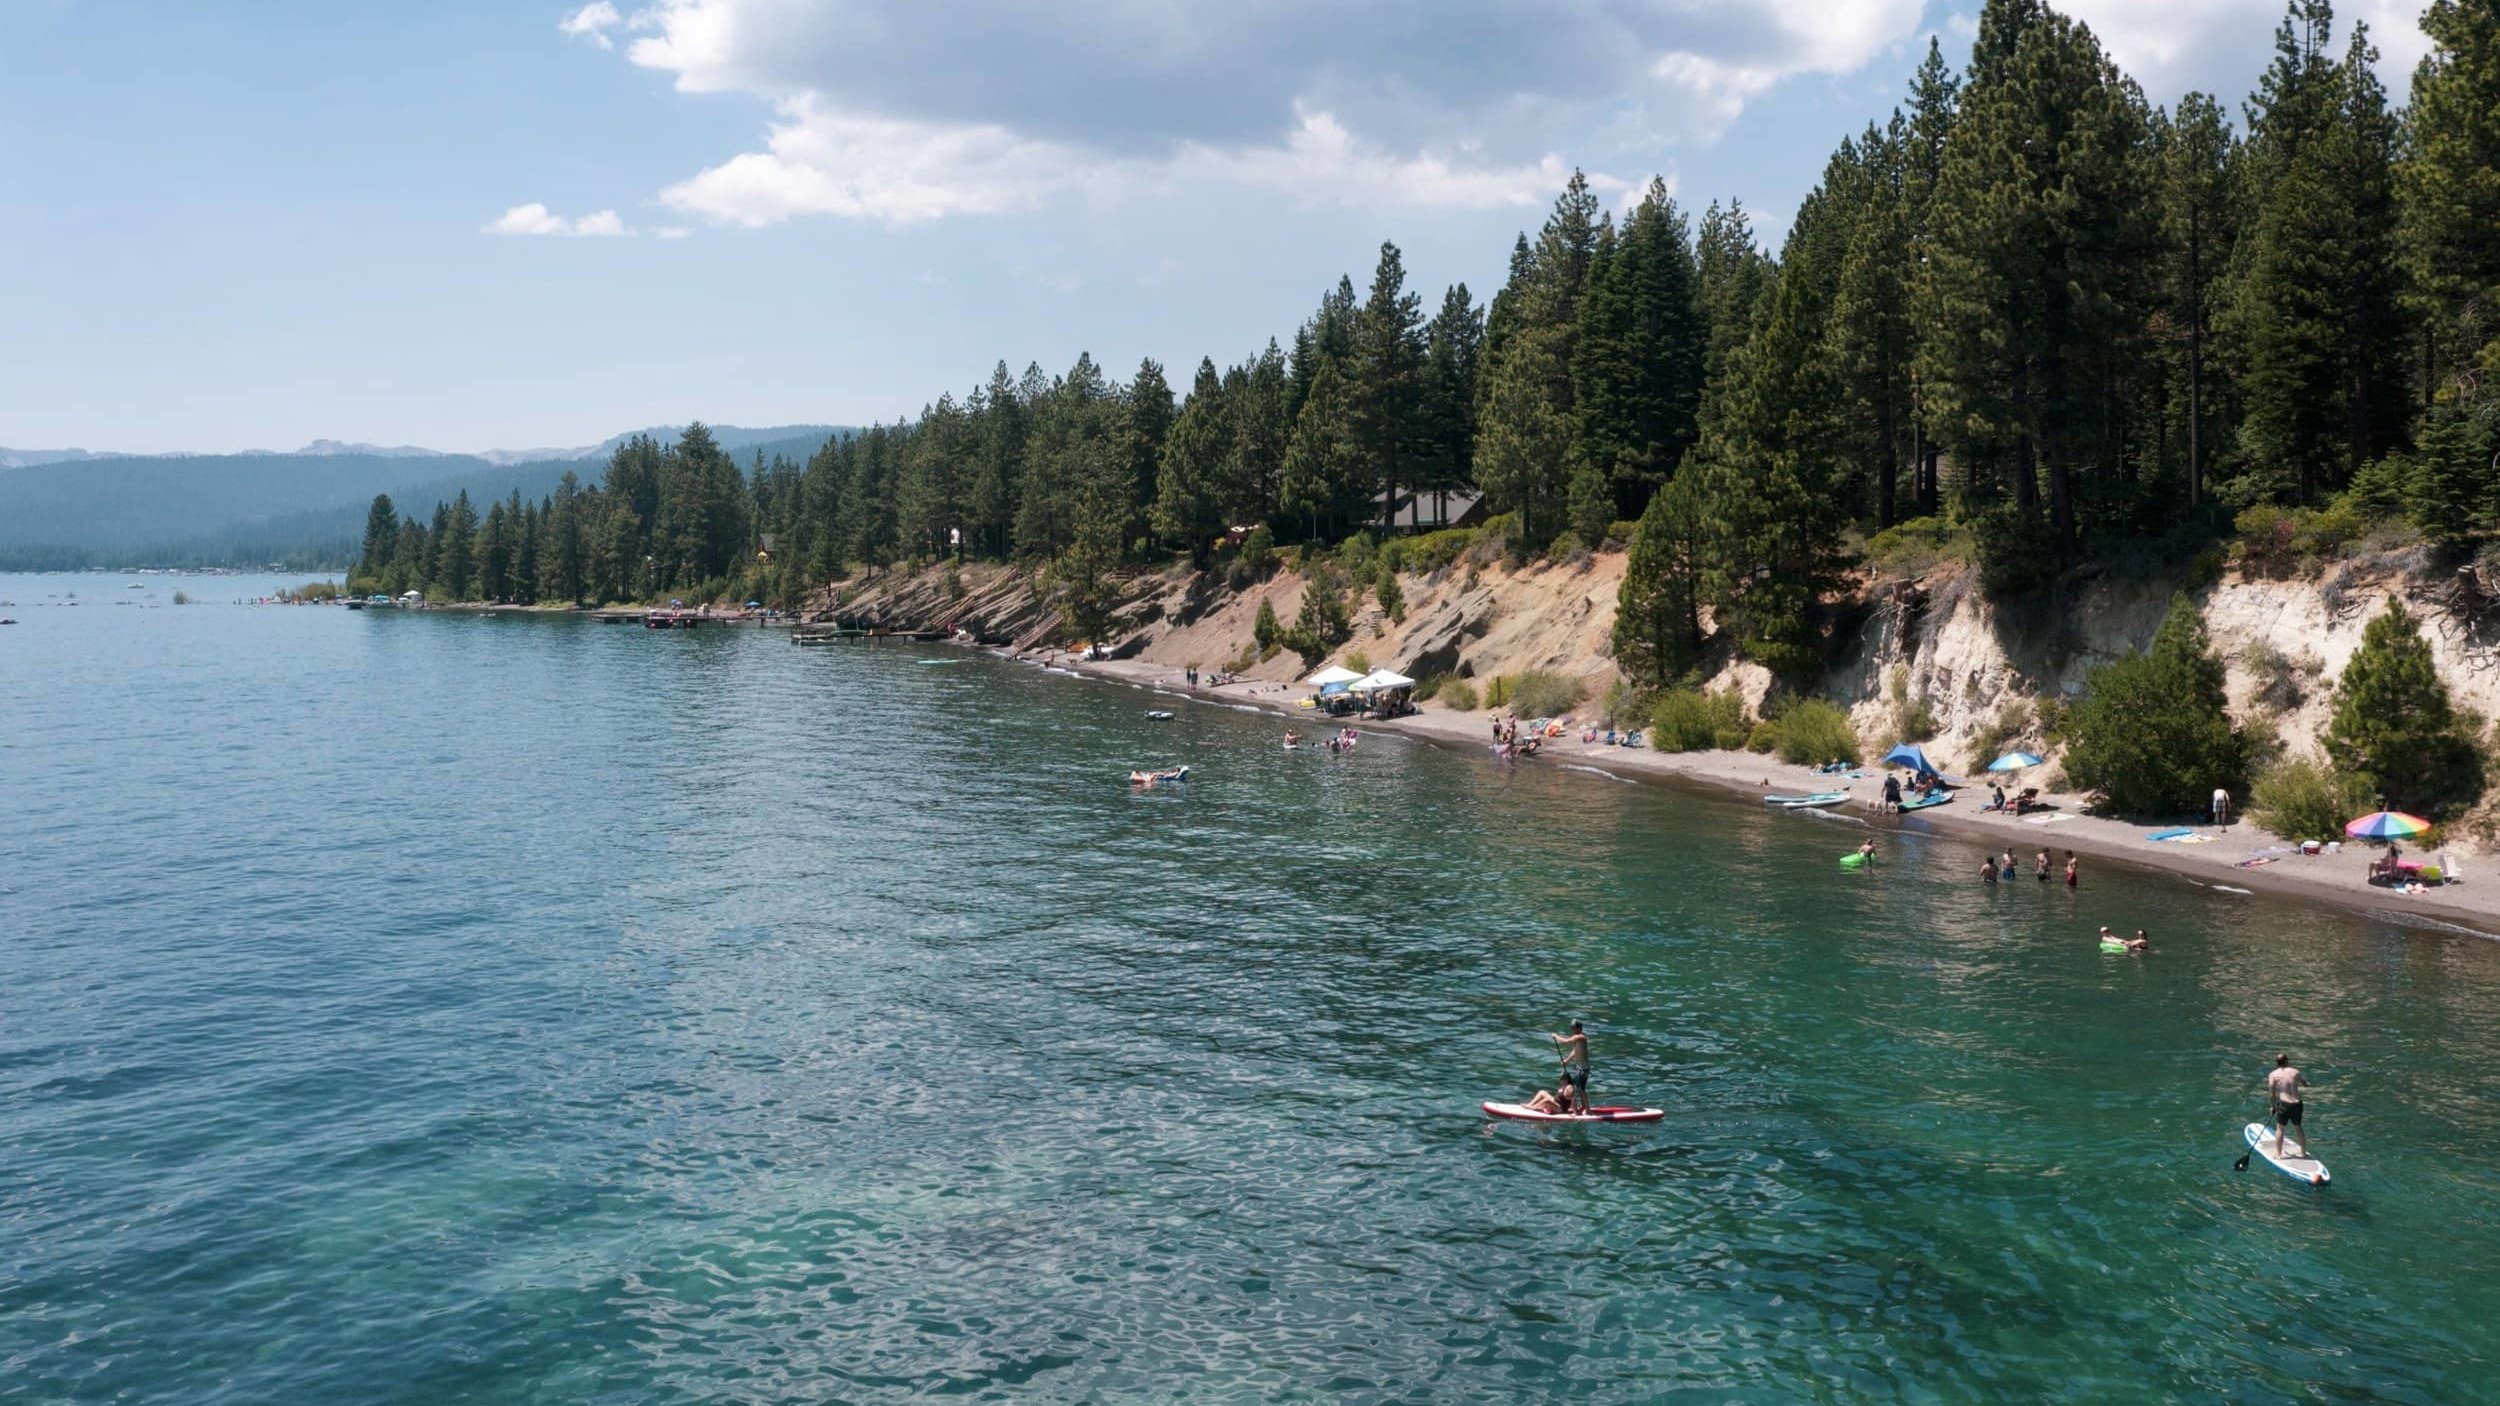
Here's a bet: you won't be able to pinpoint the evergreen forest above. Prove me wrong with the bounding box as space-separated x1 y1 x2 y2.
360 0 2500 694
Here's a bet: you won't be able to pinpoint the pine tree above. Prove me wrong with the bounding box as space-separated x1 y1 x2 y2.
1226 341 1291 528
1919 0 2158 563
1415 285 1484 520
1572 177 1706 525
1281 354 1362 539
2063 594 2247 813
434 491 477 600
1352 242 1425 533
1825 126 1915 526
1695 200 1771 384
476 499 512 602
1152 358 1234 566
1611 473 1709 685
357 495 398 583
1475 171 1604 551
2402 0 2500 390
2230 2 2408 505
2325 597 2487 814
1120 358 1175 550
2160 92 2237 506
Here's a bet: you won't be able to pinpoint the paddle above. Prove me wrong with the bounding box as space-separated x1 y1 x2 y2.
2234 1103 2258 1171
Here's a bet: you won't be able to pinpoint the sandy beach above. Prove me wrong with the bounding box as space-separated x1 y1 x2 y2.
1028 647 2500 938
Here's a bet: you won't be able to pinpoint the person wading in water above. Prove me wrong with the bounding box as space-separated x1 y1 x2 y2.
1549 1021 1591 1113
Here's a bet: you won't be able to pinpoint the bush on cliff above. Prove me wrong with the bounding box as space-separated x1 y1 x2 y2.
2324 598 2486 816
2249 759 2374 844
1438 678 1479 712
1651 689 1752 752
2062 594 2246 815
1763 698 1858 765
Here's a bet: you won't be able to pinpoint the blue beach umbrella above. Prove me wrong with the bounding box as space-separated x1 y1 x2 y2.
1986 751 2046 773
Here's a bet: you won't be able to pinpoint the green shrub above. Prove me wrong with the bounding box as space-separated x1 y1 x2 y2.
1605 519 1641 551
2248 759 2372 844
1887 665 1938 742
1600 678 1644 728
1411 674 1446 703
1253 597 1282 651
1745 720 1779 753
1335 532 1378 583
2346 457 2416 519
1482 674 1513 709
1966 700 2035 768
1765 698 1859 765
1240 524 1277 582
1468 516 1516 566
1974 503 2062 597
1863 516 1967 577
1439 678 1479 712
1652 688 1756 751
1507 670 1587 718
2063 593 2247 814
1345 649 1371 674
2324 597 2487 816
1408 528 1477 574
1376 571 1405 622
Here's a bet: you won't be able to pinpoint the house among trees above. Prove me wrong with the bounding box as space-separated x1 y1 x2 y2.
1373 489 1490 533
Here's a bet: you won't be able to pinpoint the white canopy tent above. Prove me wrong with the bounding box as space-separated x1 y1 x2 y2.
1306 666 1364 687
1352 669 1415 691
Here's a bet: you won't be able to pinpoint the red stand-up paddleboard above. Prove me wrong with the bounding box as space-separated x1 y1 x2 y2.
1482 1102 1664 1124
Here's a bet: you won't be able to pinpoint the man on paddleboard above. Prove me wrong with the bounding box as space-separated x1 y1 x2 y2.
2267 1054 2311 1158
1550 1021 1591 1113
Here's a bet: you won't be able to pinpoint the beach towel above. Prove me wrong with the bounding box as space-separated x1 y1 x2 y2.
2146 828 2194 842
2022 812 2077 825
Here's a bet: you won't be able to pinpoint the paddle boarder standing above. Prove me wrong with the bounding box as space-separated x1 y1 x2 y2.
2267 1055 2310 1159
1550 1021 1591 1114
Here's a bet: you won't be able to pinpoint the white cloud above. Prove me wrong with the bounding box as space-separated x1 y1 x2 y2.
2060 0 2430 100
1176 108 1602 213
655 225 694 239
483 203 634 236
611 0 1938 226
659 94 1599 229
559 2 622 49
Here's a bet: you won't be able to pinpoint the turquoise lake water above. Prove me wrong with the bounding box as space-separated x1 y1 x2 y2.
4 572 2499 1403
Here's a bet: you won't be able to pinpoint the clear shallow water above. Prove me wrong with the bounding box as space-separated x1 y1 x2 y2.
4 572 2498 1404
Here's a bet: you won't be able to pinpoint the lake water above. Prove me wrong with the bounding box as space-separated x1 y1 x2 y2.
5 572 2499 1403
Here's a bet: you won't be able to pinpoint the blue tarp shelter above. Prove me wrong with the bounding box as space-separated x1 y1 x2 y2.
1879 744 1958 784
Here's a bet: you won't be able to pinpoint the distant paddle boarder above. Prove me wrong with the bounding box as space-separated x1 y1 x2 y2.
2267 1054 2311 1160
1549 1021 1591 1113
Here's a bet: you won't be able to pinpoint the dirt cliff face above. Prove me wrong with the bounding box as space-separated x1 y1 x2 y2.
820 551 2500 781
1821 563 2500 778
819 553 1632 703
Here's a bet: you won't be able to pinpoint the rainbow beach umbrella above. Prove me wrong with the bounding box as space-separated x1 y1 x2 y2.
2345 810 2432 840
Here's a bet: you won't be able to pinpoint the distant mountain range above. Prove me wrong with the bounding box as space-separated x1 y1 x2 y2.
0 424 853 570
0 424 843 471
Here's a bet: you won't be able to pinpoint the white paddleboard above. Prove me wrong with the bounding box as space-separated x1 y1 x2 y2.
2245 1122 2329 1185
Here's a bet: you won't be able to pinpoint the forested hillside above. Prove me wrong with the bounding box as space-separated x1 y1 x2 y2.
369 0 2500 681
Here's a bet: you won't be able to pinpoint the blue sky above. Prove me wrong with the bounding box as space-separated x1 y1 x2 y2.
0 0 2435 454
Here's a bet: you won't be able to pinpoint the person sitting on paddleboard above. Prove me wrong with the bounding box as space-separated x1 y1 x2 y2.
1525 1076 1575 1115
2267 1054 2311 1159
1550 1021 1591 1113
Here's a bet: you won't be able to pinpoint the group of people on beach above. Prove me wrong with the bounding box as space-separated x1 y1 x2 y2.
1490 714 1543 761
1979 847 2079 888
